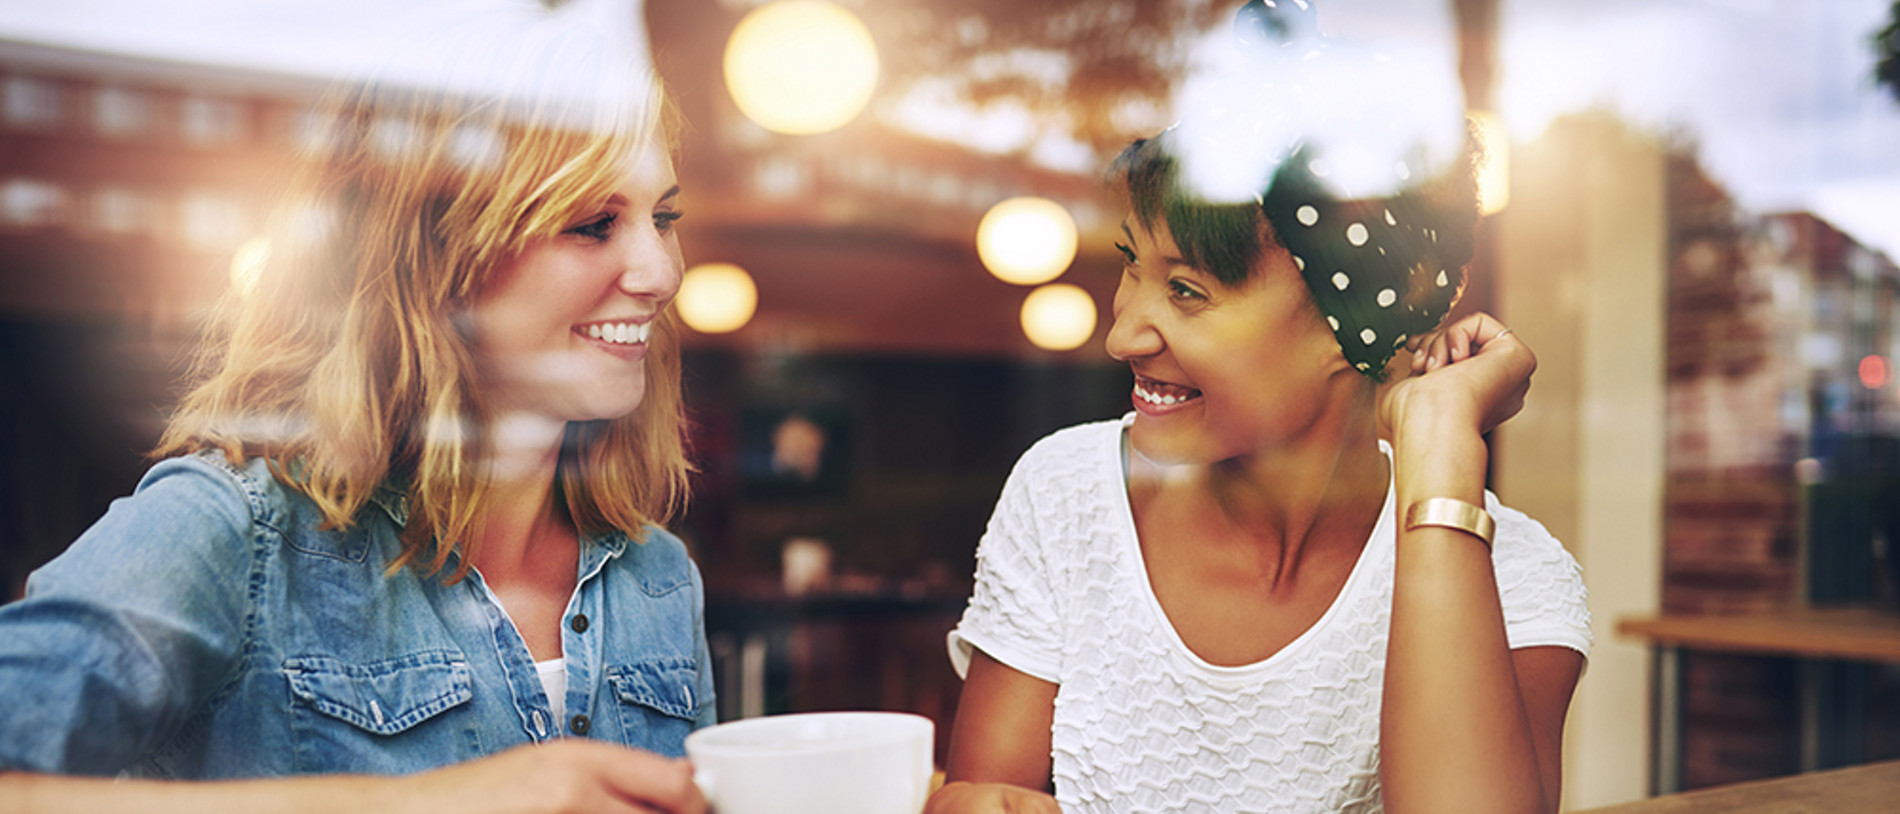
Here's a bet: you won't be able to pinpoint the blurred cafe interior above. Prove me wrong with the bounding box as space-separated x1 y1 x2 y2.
4 0 1900 809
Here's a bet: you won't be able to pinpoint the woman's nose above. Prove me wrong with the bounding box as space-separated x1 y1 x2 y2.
1104 289 1161 362
617 231 682 303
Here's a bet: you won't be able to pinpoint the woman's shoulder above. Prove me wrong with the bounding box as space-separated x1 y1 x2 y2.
1011 417 1125 478
1483 494 1573 560
128 451 278 527
22 452 280 601
603 524 700 595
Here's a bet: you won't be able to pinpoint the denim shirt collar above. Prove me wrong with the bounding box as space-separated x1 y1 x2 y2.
364 483 630 568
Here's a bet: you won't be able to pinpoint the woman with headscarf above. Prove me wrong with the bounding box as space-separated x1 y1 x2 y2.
930 3 1589 812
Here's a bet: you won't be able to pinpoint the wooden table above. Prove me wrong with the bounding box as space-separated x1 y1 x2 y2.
1617 607 1900 794
1571 759 1900 813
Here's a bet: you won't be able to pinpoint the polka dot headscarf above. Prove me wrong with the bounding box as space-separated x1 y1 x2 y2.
1258 142 1470 379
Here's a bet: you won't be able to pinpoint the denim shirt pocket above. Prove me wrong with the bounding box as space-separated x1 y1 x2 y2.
604 657 700 757
284 651 481 773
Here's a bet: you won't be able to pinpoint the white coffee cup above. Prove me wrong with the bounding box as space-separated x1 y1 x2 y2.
685 711 934 814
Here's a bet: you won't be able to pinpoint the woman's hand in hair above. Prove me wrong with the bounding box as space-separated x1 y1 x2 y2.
397 740 707 814
1382 312 1536 441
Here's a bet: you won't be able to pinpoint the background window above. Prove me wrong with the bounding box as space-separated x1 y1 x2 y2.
93 86 151 137
3 76 61 128
180 95 245 145
93 188 150 235
1 179 68 227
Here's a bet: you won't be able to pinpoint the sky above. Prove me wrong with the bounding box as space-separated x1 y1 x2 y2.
2 0 1897 257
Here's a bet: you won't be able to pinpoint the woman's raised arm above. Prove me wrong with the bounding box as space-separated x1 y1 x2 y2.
1379 314 1583 814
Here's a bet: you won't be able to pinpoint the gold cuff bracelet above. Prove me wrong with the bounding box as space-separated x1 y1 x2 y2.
1404 497 1495 548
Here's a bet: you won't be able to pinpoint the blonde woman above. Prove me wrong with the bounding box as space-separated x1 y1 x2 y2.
0 27 709 814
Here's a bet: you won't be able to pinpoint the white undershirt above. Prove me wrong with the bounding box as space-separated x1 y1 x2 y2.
535 657 568 724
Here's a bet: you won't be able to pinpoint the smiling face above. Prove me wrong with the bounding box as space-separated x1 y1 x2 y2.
468 143 684 425
1106 216 1362 466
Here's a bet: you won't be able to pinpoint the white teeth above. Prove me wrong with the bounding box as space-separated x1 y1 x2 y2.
588 322 650 345
1135 384 1194 406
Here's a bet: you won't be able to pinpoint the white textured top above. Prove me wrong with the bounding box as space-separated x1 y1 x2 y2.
949 418 1591 813
536 657 568 724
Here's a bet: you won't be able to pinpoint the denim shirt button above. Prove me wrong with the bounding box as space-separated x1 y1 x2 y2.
569 614 589 633
569 714 591 735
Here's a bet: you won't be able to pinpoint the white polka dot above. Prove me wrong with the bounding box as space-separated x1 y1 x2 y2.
1384 209 1397 226
1394 334 1408 347
1297 205 1320 226
1327 316 1340 331
1356 362 1371 371
1360 328 1377 345
1293 254 1306 271
1436 270 1449 287
1377 288 1397 307
1346 223 1369 246
1309 158 1331 177
1332 272 1351 291
1395 161 1411 180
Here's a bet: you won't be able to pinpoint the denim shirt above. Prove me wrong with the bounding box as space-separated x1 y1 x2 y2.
0 452 716 777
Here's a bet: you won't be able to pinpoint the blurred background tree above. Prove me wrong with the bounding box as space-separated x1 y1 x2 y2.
865 0 1233 157
1877 2 1900 103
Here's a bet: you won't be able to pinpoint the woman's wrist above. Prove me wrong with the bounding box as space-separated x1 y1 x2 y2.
1390 392 1489 507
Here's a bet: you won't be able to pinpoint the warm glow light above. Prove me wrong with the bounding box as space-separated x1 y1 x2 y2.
1860 354 1891 389
723 1 878 135
977 197 1078 285
677 263 758 334
1020 283 1096 351
229 236 270 297
1472 109 1510 216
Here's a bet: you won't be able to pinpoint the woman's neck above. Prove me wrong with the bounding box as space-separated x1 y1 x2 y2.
471 411 572 576
1132 386 1389 582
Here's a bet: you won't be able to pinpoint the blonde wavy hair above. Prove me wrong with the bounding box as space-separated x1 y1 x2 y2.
155 67 690 581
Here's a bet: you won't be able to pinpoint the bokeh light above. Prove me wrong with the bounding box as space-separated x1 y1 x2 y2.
723 1 879 135
1020 283 1097 351
229 236 270 297
678 262 758 334
1859 354 1890 389
977 197 1078 286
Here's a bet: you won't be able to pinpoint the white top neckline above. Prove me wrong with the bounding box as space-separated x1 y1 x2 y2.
1110 417 1396 678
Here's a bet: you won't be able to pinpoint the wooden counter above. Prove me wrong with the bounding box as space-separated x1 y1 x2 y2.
1570 759 1900 813
1617 606 1900 794
1616 607 1900 663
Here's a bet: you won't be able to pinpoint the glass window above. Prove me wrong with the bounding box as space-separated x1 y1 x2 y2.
94 86 151 137
3 76 61 128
